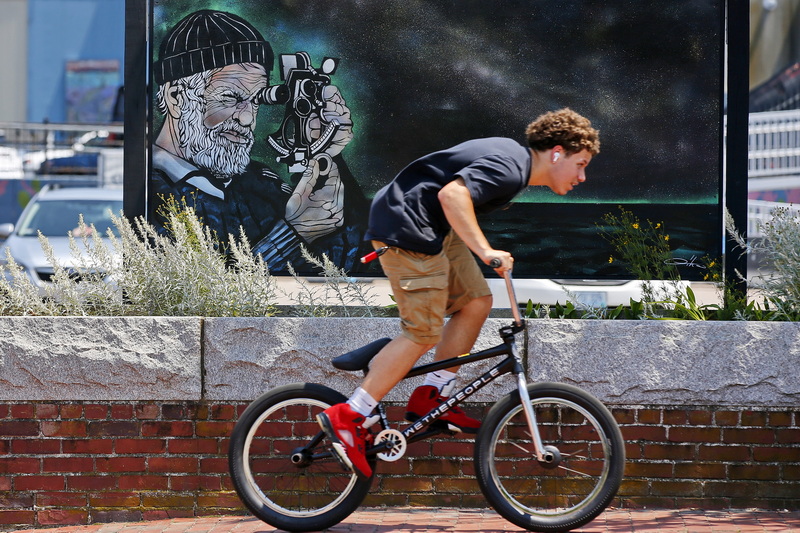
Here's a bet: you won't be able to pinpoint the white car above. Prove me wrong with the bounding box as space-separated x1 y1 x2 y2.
0 186 123 293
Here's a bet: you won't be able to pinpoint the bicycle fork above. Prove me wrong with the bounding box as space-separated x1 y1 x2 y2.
500 268 556 465
511 342 556 464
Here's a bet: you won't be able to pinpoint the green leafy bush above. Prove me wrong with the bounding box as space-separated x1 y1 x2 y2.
523 205 800 320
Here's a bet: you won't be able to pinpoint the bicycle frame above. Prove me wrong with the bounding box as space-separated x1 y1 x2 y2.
368 270 554 463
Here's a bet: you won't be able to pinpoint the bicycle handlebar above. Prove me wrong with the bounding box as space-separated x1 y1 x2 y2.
489 259 523 327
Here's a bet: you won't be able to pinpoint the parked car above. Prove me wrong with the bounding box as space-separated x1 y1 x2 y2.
21 147 75 173
0 186 123 293
36 152 99 175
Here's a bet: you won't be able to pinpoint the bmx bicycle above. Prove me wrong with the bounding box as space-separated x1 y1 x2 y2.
229 263 625 532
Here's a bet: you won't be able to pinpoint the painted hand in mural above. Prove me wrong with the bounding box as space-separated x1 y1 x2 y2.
306 85 353 159
285 154 344 242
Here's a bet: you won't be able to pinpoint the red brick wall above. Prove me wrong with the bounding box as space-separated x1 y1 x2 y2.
0 401 797 529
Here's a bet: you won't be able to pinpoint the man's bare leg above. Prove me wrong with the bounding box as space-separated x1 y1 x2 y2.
361 336 435 401
361 294 493 400
434 294 493 372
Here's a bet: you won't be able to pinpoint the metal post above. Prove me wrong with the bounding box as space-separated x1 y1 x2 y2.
123 0 149 221
724 0 749 304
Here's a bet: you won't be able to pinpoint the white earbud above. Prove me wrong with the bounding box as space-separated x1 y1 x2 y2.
553 152 560 162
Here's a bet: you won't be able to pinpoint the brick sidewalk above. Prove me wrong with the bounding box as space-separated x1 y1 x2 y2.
11 508 800 533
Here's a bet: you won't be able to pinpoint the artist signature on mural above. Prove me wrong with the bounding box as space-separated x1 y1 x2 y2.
664 255 707 269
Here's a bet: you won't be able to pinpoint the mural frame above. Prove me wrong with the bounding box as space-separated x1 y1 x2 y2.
123 0 749 282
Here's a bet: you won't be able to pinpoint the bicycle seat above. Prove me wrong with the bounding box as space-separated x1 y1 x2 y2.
331 337 392 371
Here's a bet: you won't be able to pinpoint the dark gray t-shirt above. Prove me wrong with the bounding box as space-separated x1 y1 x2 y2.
365 137 531 254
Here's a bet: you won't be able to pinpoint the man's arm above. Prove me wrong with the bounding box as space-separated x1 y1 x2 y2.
438 177 513 272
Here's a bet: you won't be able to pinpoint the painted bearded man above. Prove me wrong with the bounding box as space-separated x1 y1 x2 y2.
150 10 364 270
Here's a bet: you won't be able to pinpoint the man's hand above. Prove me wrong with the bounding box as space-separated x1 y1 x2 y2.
285 154 344 242
438 177 513 273
305 85 353 158
485 252 514 273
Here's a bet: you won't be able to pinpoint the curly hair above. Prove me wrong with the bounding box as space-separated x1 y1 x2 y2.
525 108 600 156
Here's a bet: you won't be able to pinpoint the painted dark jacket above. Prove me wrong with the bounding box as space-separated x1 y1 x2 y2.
150 147 367 271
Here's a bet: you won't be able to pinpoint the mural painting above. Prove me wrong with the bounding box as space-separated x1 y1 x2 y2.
149 1 723 279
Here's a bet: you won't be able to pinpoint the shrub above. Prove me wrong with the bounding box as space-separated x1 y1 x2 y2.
726 205 800 321
0 201 382 317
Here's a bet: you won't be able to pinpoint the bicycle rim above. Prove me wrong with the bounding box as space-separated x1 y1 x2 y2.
241 396 361 519
485 394 619 526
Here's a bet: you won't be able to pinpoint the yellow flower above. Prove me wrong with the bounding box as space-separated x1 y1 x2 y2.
608 256 614 263
664 235 670 241
655 223 661 229
632 223 640 230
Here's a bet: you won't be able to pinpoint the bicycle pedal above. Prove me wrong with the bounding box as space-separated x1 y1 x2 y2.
439 423 461 435
327 444 354 473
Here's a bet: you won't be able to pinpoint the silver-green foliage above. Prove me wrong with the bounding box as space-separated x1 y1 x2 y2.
285 246 381 317
0 204 380 317
116 210 279 317
0 207 279 316
728 205 800 320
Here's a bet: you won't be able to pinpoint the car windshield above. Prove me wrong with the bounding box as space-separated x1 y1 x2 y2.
17 199 123 237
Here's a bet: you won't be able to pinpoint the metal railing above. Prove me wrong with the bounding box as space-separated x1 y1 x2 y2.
0 121 124 186
745 110 800 240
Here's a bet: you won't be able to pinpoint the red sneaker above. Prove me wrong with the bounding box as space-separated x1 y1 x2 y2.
405 385 481 434
316 403 373 479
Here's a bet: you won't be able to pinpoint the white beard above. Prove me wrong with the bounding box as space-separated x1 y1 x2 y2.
178 100 254 179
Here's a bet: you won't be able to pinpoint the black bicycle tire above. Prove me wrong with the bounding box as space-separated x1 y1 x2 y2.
475 382 625 532
228 383 375 532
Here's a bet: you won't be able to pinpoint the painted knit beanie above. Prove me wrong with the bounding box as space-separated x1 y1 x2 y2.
154 10 273 85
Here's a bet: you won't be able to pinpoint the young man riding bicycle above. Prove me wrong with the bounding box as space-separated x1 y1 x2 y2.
317 108 601 479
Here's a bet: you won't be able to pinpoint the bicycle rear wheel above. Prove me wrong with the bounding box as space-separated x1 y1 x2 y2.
475 382 625 532
228 383 375 532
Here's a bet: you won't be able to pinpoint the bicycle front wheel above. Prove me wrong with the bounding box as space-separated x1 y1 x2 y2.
228 383 375 532
475 382 625 532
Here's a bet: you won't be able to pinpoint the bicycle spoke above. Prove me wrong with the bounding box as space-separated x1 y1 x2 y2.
556 464 597 478
509 440 534 455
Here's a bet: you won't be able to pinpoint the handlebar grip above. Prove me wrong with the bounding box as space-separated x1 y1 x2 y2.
489 258 502 268
360 250 379 264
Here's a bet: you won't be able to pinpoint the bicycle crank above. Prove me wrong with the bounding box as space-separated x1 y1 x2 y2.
374 429 407 461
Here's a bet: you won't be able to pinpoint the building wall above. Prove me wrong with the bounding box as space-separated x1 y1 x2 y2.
0 0 29 122
26 0 124 123
750 0 800 88
0 401 797 529
0 316 797 528
1 2 798 122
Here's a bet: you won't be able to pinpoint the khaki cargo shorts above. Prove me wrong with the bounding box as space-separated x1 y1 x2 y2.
374 232 491 345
